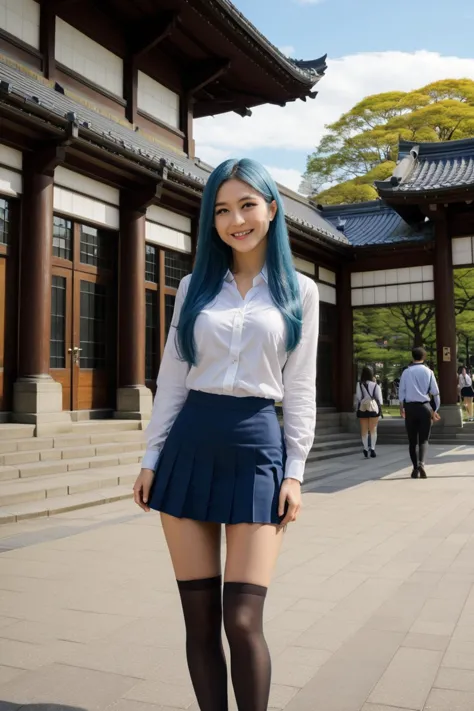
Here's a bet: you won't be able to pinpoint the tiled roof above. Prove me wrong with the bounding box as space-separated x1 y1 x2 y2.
321 200 433 247
0 56 347 248
375 139 474 196
216 0 327 85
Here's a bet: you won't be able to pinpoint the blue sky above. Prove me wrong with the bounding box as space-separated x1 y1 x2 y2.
194 0 474 192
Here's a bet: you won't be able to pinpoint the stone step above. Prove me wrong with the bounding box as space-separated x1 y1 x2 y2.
63 420 144 434
0 463 138 507
0 483 134 524
313 432 359 444
0 449 144 481
0 428 146 455
0 439 146 468
315 426 347 436
0 424 36 441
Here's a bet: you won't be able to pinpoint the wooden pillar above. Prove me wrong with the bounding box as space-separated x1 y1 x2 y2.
337 264 354 413
115 193 153 420
433 215 460 418
18 164 54 378
118 206 146 387
40 4 56 80
13 149 72 434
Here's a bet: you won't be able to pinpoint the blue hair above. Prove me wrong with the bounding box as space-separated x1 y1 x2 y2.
177 158 303 366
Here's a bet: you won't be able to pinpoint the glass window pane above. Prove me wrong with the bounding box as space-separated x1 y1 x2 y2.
164 251 191 289
50 275 66 368
0 199 9 246
165 294 175 339
79 281 107 368
80 225 112 269
145 290 158 380
52 216 73 260
145 244 158 283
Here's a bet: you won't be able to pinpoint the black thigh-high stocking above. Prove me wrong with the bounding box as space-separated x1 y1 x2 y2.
177 576 228 711
223 582 271 711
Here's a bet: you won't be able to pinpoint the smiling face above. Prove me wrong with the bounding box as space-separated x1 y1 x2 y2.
214 178 277 256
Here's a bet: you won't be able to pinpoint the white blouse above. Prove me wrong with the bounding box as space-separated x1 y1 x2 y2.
459 374 472 389
141 265 320 483
355 381 383 409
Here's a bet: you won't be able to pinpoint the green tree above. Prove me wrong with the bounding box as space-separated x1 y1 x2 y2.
302 79 474 204
454 268 474 366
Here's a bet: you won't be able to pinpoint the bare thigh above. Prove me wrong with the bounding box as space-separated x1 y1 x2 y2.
360 419 369 436
224 523 284 588
369 417 380 433
160 513 222 581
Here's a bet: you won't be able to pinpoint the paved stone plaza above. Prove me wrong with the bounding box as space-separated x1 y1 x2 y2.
1 444 474 710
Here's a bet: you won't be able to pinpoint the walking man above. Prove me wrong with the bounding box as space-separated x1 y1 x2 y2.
399 347 441 479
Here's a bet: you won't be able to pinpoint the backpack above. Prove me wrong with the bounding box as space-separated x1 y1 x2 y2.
359 381 379 413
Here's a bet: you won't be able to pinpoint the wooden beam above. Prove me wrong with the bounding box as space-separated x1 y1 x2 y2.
129 11 179 59
41 0 81 12
123 55 138 124
184 58 231 95
39 5 55 80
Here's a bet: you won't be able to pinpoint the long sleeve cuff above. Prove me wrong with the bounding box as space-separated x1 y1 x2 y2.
141 449 161 471
284 458 305 483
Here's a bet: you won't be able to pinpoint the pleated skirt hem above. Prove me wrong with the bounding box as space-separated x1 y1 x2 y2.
147 390 285 525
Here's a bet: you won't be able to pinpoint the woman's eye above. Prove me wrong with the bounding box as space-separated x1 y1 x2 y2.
215 208 227 215
243 202 256 209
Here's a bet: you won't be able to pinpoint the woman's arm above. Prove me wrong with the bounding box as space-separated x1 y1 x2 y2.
281 279 319 483
141 275 191 470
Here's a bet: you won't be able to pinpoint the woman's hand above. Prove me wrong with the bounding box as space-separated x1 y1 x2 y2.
432 411 441 423
278 478 302 526
133 468 155 512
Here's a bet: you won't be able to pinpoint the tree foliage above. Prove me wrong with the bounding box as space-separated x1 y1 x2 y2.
303 79 474 205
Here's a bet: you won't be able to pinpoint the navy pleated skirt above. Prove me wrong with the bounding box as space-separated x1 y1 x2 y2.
147 390 285 525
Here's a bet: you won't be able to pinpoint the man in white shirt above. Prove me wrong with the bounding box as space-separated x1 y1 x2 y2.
398 347 441 479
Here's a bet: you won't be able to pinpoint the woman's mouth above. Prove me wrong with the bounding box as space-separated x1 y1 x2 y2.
231 229 253 241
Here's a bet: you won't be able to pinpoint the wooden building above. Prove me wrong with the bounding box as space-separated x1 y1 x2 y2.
0 0 472 435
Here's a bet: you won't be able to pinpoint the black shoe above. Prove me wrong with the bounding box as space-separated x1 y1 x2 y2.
363 449 368 459
419 464 427 479
411 468 419 479
370 449 376 458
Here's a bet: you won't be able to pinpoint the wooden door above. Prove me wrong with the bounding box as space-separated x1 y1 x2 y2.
74 271 115 410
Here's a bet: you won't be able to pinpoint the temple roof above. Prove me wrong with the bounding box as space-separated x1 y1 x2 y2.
375 138 474 198
320 200 433 247
215 0 327 86
0 56 346 250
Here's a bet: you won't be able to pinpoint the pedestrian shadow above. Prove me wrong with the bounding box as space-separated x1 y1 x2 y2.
0 703 87 711
303 444 474 495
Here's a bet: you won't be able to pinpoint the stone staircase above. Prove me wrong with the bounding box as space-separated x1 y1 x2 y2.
377 418 474 446
0 408 362 524
0 421 146 524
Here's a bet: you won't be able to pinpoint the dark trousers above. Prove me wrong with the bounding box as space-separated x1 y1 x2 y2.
405 402 432 468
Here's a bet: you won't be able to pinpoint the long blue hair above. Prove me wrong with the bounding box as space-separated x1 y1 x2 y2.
177 158 303 366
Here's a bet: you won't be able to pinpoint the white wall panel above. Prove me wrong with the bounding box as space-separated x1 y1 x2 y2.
452 236 474 266
410 283 423 302
351 272 363 288
146 205 191 233
55 167 119 205
146 221 192 253
351 289 363 306
137 71 179 128
0 144 22 171
54 187 119 229
319 266 336 285
0 166 21 196
423 282 434 301
293 256 316 275
0 0 40 48
318 283 336 305
386 285 398 304
55 18 123 97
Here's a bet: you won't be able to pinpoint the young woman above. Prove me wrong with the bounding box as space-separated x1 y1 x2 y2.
459 366 474 421
355 366 382 458
133 158 319 711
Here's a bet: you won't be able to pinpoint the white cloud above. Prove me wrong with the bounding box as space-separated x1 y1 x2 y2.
264 166 303 192
279 45 296 57
194 51 474 190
